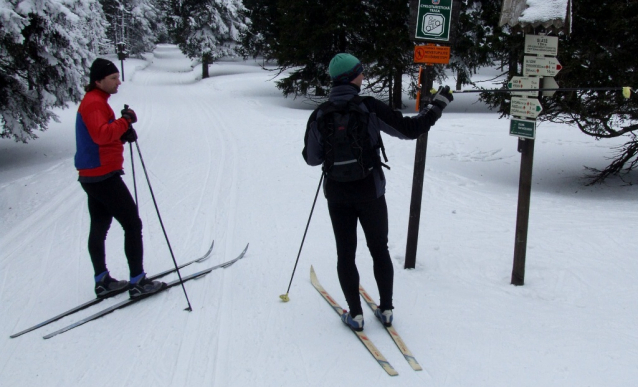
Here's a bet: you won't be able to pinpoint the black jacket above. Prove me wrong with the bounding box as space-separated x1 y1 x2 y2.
303 84 441 203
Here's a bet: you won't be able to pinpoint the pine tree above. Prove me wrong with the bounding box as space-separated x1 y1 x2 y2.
239 0 278 60
99 0 162 56
166 0 249 79
0 0 106 142
242 0 415 105
359 0 415 108
448 0 503 90
477 0 638 183
268 0 367 98
546 0 638 184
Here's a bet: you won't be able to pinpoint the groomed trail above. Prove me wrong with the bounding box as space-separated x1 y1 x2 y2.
2 45 637 387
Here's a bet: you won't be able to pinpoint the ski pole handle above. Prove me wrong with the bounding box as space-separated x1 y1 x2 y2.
122 104 135 128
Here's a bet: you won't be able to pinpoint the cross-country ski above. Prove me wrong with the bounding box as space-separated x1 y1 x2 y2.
310 266 398 376
43 243 248 339
10 240 215 338
359 284 422 371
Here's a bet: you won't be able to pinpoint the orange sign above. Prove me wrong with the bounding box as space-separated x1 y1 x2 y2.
414 44 451 64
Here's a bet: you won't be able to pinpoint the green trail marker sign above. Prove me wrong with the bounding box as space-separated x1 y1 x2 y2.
510 118 536 139
415 0 453 42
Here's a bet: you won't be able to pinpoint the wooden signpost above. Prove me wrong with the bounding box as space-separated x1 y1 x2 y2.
509 34 561 285
405 0 460 269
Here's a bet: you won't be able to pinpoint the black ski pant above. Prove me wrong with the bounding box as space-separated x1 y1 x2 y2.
81 174 144 278
327 195 394 317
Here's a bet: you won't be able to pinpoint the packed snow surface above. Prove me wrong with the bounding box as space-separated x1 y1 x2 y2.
1 45 637 386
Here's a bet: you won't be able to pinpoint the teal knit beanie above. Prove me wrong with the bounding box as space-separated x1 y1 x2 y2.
328 53 363 84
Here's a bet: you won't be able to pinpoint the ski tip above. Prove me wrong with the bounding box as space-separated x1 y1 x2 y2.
196 239 215 262
309 265 319 284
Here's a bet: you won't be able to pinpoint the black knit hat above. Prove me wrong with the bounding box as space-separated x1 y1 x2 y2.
90 58 119 84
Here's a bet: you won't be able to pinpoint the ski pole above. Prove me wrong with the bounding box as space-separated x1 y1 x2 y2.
129 143 138 207
280 173 324 302
124 105 138 207
134 140 193 311
125 105 193 312
447 86 634 98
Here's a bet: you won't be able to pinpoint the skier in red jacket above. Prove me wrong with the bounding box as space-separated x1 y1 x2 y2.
75 58 164 299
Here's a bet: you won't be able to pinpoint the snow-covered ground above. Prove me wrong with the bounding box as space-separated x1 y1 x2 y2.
1 45 637 386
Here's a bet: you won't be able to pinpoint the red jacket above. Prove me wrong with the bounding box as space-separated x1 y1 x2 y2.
74 89 130 177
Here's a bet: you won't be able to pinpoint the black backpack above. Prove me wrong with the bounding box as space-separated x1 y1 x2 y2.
316 96 389 182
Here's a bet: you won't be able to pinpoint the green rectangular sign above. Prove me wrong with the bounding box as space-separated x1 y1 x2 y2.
510 118 536 139
415 0 453 42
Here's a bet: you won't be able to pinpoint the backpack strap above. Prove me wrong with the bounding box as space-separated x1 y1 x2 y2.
354 96 390 170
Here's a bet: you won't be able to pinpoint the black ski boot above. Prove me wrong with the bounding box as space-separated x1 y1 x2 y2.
128 274 166 299
94 272 128 298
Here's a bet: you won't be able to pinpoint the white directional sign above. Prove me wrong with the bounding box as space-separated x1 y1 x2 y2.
511 97 543 119
541 77 560 96
523 56 562 77
508 77 540 97
524 35 559 56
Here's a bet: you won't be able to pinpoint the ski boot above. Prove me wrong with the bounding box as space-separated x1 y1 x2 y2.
94 271 128 298
129 273 166 299
341 310 364 331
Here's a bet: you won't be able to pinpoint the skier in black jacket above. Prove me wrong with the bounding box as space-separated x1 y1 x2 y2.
302 53 453 331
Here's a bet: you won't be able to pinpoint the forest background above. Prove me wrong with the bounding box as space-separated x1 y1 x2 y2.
1 0 636 183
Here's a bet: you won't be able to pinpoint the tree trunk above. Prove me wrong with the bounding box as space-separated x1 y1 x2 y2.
202 54 210 79
388 74 394 108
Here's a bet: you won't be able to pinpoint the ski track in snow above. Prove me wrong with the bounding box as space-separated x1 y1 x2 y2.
2 44 638 386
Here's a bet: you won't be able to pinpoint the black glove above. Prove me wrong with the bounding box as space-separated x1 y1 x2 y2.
121 107 137 124
431 86 454 110
120 128 138 143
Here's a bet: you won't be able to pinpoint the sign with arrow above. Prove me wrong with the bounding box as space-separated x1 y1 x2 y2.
523 56 563 77
541 77 560 97
511 97 543 119
508 77 540 97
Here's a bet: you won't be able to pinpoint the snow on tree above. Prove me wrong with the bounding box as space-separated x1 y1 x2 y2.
100 0 162 56
166 0 249 78
0 0 107 142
